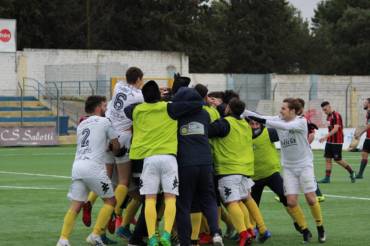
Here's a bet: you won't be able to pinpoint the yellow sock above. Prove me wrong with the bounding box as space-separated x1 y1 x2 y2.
309 202 323 226
227 202 247 233
163 197 176 233
201 215 210 234
122 198 141 227
145 198 157 238
245 198 267 234
114 184 128 215
287 205 308 230
238 202 253 229
221 206 235 230
191 212 202 240
87 192 98 205
60 209 77 240
93 204 114 235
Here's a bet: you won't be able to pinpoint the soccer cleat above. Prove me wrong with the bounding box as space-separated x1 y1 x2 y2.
115 215 123 230
212 233 224 246
317 195 326 202
82 201 92 227
350 172 356 183
302 228 312 243
116 225 132 240
258 230 271 243
247 228 256 239
356 173 363 179
318 177 330 184
107 214 116 234
317 225 326 243
56 239 71 246
148 236 159 246
199 233 213 244
239 230 252 246
101 233 117 245
293 222 303 234
86 233 107 246
160 231 172 246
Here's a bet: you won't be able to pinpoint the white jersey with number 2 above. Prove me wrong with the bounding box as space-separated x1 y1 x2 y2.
106 82 144 132
73 115 118 174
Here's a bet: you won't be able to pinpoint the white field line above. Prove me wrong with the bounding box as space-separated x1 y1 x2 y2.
0 185 63 190
0 170 70 179
264 190 370 201
1 153 74 157
1 170 370 200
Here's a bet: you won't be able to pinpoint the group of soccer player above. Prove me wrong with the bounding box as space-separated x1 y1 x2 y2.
56 65 370 246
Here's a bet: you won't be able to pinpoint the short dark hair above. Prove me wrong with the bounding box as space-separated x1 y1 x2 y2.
126 67 143 84
296 98 305 115
85 95 106 113
223 90 239 104
229 98 245 116
194 84 208 98
142 80 161 103
208 91 224 100
321 101 330 108
283 98 301 113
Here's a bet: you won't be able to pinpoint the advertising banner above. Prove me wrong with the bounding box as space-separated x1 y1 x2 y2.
0 19 16 52
0 127 58 146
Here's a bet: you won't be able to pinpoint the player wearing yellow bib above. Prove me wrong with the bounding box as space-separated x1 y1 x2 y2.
248 118 312 237
125 80 203 246
209 98 271 246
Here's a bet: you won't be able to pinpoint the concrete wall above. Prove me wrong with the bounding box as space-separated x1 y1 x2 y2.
190 73 227 92
18 49 188 83
0 53 17 95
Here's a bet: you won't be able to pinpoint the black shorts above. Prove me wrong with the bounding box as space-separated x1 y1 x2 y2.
324 143 343 161
363 139 370 153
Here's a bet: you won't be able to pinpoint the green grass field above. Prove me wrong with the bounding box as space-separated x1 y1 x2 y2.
0 146 370 246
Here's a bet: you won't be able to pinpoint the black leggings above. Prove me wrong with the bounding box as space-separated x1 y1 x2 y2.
251 172 288 207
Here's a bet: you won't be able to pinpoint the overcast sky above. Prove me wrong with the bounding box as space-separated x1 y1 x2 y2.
288 0 323 22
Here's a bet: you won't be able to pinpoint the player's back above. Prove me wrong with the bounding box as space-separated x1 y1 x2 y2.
74 115 113 166
106 82 143 132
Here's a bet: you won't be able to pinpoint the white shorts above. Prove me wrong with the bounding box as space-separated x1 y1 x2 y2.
218 175 254 203
106 132 132 164
282 166 317 195
139 155 179 196
68 164 114 201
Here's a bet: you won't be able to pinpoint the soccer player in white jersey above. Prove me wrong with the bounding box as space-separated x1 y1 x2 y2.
245 98 326 244
56 96 121 246
105 67 144 229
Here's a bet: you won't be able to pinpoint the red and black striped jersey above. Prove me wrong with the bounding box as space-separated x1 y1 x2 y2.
327 111 344 144
366 111 370 139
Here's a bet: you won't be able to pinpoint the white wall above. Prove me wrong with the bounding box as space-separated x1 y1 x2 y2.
0 52 17 95
190 73 227 92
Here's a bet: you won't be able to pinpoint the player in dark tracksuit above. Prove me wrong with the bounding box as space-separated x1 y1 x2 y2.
173 87 222 246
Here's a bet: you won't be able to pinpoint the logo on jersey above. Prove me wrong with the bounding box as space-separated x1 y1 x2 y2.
280 130 297 148
223 186 232 199
172 176 179 190
101 182 109 194
180 122 205 136
139 178 143 189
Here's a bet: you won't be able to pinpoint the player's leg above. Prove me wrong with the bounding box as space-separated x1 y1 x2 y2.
219 175 251 246
333 144 356 182
140 156 161 246
356 139 369 178
301 166 326 243
197 165 223 245
160 155 179 246
57 180 87 246
319 143 333 183
250 178 265 206
284 168 311 243
266 172 306 233
176 166 198 246
85 172 116 245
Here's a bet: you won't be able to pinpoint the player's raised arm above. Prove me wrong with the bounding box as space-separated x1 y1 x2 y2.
243 109 280 121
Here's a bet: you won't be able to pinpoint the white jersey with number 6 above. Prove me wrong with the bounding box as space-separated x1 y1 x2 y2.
106 82 144 132
74 115 118 168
